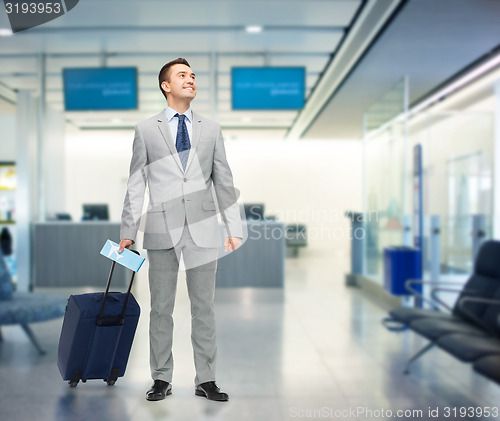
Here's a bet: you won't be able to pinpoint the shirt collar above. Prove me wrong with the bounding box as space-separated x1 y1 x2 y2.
165 106 192 123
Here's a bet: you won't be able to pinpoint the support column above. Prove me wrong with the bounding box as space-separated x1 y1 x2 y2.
37 53 46 222
430 215 440 281
209 52 218 122
16 91 38 292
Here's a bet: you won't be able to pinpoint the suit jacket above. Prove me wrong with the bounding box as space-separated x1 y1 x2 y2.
120 110 242 249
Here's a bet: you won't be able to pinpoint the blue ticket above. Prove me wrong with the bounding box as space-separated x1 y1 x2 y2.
100 239 145 272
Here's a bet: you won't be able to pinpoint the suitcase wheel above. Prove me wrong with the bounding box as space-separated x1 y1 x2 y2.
68 370 82 388
82 379 87 383
106 368 120 386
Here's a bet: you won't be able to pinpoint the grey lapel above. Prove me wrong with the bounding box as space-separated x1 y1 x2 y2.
157 111 183 172
185 111 202 172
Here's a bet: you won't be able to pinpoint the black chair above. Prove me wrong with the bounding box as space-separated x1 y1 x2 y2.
435 296 500 362
0 249 67 354
384 240 500 374
285 224 307 257
390 240 500 324
473 355 500 384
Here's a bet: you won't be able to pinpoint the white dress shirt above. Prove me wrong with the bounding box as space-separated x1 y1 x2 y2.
165 106 193 143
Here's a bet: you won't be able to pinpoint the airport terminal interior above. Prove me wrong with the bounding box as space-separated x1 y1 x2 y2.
1 0 500 420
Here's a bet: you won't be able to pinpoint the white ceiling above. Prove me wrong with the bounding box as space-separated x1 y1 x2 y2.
302 0 500 139
2 0 498 140
0 0 363 137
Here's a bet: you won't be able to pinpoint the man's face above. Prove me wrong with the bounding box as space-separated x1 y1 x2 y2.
162 64 197 101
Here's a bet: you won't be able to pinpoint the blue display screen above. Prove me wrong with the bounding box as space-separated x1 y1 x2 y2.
63 67 138 111
232 67 305 110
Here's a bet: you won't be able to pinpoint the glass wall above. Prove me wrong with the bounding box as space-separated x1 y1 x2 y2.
363 79 408 282
408 111 494 275
364 121 406 281
363 109 494 284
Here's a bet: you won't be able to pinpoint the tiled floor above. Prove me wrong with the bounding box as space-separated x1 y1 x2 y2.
1 252 499 421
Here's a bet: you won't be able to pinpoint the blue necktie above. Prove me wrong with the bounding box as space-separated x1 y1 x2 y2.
175 113 191 170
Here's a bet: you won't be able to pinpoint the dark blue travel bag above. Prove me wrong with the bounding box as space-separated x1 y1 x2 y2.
57 255 141 387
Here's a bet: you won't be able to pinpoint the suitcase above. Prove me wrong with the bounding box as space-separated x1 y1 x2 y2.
57 253 141 387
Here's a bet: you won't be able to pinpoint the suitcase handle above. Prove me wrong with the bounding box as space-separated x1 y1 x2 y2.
97 249 140 326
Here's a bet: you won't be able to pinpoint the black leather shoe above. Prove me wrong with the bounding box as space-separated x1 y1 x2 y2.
146 380 172 401
195 381 229 401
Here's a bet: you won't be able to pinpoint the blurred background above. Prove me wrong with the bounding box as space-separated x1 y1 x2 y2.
1 0 500 420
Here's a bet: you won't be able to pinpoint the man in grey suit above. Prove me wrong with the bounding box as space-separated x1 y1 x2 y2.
118 58 242 402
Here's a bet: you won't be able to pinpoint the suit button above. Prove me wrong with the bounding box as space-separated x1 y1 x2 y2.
184 178 188 182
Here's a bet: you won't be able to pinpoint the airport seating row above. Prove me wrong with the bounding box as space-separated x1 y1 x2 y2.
0 249 67 354
385 240 500 385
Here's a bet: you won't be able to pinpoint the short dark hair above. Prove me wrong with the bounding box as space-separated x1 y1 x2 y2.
158 58 191 100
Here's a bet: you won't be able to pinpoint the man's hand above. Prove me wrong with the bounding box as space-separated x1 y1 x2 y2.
118 239 134 253
224 237 242 252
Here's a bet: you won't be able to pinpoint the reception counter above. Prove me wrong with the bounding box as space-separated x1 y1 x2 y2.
216 220 285 288
33 222 128 287
32 220 286 288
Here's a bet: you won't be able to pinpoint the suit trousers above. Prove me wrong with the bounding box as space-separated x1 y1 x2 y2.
147 222 218 386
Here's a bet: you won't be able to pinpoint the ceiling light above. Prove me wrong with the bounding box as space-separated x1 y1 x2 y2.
246 26 263 34
0 28 13 37
111 118 122 124
242 117 252 123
